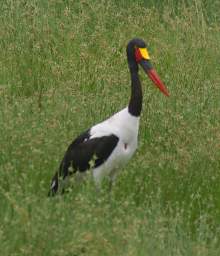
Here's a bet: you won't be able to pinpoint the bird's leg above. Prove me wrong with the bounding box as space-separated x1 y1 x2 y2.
108 178 113 193
108 173 117 193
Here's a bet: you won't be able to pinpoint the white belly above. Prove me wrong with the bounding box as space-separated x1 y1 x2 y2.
92 138 137 184
90 107 140 185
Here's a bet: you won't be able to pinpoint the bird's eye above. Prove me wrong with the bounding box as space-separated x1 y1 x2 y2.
135 48 150 63
135 48 143 63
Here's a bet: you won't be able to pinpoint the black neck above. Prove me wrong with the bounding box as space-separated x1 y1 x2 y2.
127 59 142 117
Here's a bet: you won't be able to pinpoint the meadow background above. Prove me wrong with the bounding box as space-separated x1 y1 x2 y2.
0 0 220 255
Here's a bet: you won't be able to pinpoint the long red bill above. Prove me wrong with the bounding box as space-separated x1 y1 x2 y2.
139 59 170 97
147 68 170 97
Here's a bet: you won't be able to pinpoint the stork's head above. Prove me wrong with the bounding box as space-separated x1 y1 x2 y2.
127 38 169 97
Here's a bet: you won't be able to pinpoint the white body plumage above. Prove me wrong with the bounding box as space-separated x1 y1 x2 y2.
90 107 140 184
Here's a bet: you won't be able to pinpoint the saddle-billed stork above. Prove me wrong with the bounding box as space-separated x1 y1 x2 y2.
48 38 169 196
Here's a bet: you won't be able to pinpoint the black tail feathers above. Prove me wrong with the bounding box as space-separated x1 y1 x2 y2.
48 172 59 197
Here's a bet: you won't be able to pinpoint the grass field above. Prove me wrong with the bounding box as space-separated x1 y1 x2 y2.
0 0 220 255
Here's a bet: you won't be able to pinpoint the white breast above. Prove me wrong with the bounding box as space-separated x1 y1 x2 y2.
90 107 140 184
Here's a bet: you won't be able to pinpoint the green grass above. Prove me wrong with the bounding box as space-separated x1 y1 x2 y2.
0 0 220 255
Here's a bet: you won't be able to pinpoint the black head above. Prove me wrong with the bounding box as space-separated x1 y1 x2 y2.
126 38 150 71
127 38 146 49
126 38 170 97
126 38 147 62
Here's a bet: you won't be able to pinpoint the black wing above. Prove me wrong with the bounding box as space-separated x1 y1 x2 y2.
48 129 119 196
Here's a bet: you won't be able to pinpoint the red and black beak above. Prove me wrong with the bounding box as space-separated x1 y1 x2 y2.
139 59 170 97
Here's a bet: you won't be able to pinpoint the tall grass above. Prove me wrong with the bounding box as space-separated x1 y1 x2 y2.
0 0 220 255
